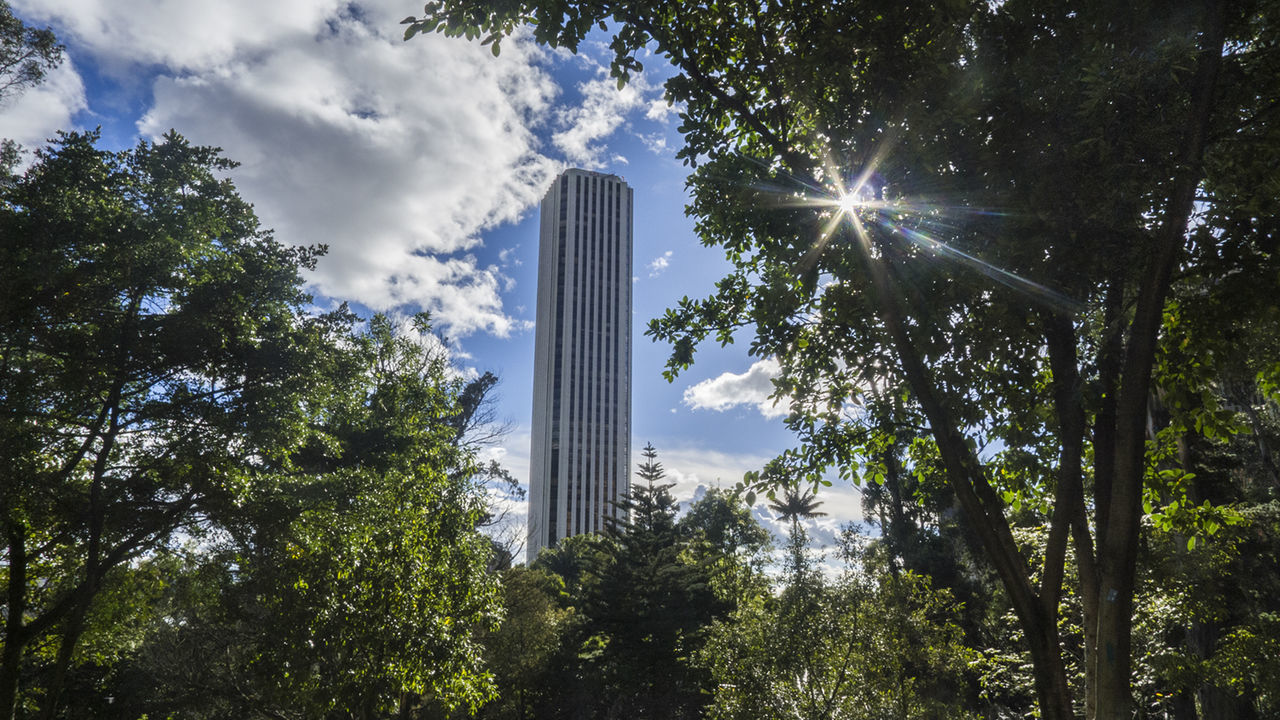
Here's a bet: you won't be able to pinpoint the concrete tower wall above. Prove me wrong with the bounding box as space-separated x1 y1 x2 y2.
528 169 632 560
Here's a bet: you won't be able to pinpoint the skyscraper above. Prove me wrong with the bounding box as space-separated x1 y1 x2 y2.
527 169 632 559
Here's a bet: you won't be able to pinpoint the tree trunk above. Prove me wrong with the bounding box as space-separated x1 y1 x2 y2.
1023 603 1077 720
39 594 93 720
852 222 1076 720
1 528 28 720
1092 2 1225 716
1091 559 1137 720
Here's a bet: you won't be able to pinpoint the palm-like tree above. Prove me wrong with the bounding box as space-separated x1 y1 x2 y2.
769 486 827 583
768 486 827 526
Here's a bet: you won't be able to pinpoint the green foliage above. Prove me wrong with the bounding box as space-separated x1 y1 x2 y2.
75 316 502 720
1 129 332 717
248 316 500 717
1130 497 1280 718
0 133 500 719
530 531 611 602
701 531 977 720
766 486 827 525
578 443 724 719
678 487 771 564
0 1 60 97
478 567 573 720
405 1 1280 716
493 451 772 719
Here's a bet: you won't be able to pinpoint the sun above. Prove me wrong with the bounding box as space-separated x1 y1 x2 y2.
836 191 863 216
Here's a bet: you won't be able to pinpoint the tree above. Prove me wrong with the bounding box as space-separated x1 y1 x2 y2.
405 2 1279 717
525 532 612 719
0 133 500 719
677 487 770 566
1 1 63 175
236 315 500 719
479 567 573 720
0 130 337 719
97 331 505 717
579 443 724 719
766 485 827 530
0 1 59 101
701 528 976 720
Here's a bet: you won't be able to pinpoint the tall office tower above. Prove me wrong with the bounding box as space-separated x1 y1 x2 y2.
528 169 633 560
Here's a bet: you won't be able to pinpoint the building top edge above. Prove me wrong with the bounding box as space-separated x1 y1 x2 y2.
554 167 628 184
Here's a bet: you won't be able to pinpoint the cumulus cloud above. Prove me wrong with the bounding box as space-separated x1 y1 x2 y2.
0 60 86 154
552 69 654 167
115 4 562 336
683 358 788 418
10 1 679 337
656 444 770 500
498 246 522 267
647 250 672 277
638 131 667 154
479 429 532 561
13 2 635 338
491 429 864 564
645 97 678 123
12 0 350 71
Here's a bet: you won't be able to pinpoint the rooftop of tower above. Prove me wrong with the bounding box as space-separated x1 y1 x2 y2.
541 168 630 200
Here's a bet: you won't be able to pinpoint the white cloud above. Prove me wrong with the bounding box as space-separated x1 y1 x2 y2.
122 6 562 336
646 444 865 554
0 60 86 155
683 358 788 418
489 428 865 564
647 250 672 277
645 97 678 122
752 484 866 551
479 429 532 561
12 0 350 71
638 131 667 154
655 444 773 501
498 245 523 268
14 1 584 337
552 69 654 167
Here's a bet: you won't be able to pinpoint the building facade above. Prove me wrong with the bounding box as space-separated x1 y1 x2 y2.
527 169 632 560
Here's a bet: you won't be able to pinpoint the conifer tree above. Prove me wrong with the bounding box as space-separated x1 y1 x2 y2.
581 443 720 719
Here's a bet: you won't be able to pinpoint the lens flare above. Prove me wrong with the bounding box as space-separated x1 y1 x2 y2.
732 148 1084 315
836 191 863 216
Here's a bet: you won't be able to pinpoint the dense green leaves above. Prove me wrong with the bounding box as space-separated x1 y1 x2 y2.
701 535 976 720
406 0 1280 717
0 0 63 176
581 444 725 719
1 132 501 719
488 448 770 720
1 129 331 718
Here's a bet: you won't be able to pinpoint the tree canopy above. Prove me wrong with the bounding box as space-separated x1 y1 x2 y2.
0 131 501 720
0 0 60 100
0 0 63 173
405 1 1280 717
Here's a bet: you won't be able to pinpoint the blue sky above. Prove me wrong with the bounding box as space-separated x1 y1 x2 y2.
1 0 864 559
